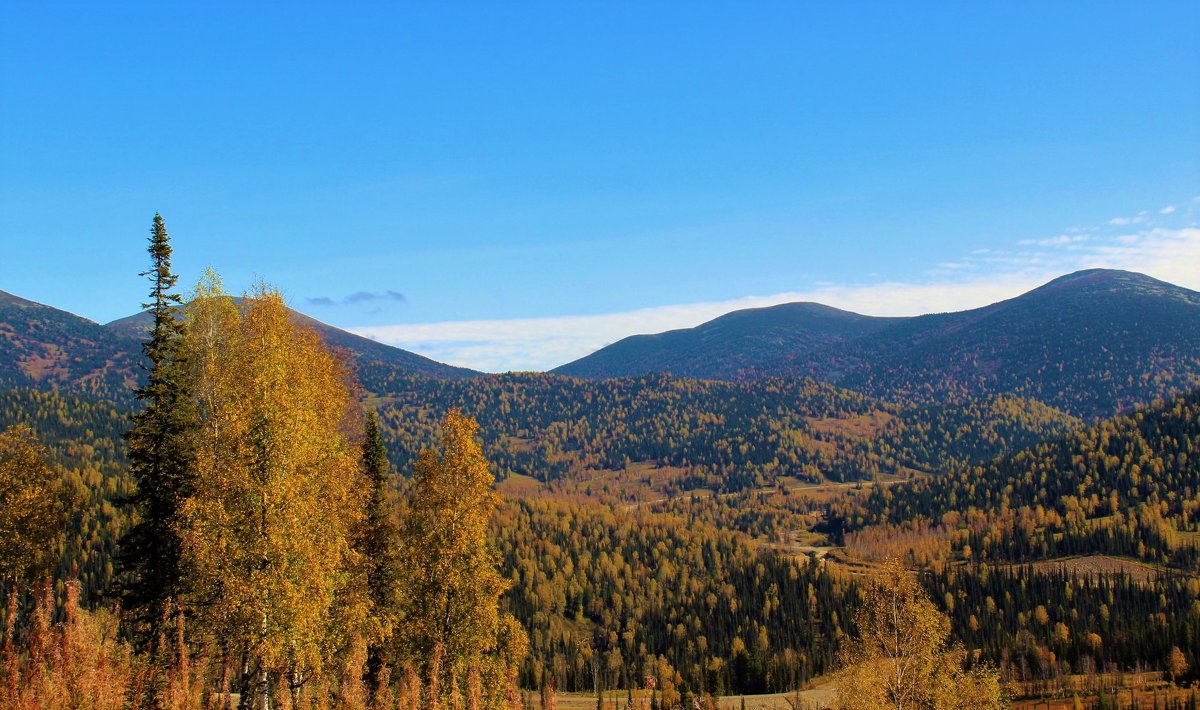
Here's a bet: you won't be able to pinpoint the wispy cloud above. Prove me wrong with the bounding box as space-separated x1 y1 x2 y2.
349 210 1200 373
308 290 406 307
1017 234 1087 247
1109 210 1150 226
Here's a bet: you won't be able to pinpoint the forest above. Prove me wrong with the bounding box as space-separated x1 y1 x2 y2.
2 217 1198 710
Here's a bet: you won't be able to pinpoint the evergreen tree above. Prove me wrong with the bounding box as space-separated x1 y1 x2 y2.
361 411 399 697
116 213 198 643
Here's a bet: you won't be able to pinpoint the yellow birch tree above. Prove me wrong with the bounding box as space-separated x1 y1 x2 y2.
0 425 66 592
835 558 1005 710
397 409 527 706
180 277 368 708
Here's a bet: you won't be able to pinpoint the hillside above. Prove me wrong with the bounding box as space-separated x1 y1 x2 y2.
556 270 1200 419
797 269 1200 418
846 385 1200 570
553 302 899 380
0 290 141 402
367 372 1079 492
107 303 478 383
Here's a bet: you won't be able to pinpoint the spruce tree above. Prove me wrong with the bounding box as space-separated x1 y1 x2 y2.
361 411 399 697
116 213 198 643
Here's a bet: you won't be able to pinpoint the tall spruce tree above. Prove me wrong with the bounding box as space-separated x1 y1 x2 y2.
361 411 399 697
116 213 198 642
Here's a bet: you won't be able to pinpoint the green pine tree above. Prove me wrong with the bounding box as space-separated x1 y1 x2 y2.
361 411 400 696
115 213 198 644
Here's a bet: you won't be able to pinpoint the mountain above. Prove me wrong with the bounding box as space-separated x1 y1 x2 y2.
106 301 478 384
0 288 475 403
555 270 1200 419
797 269 1200 418
552 302 900 380
0 289 141 401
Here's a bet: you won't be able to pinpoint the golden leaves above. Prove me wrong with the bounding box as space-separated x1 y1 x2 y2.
0 424 67 588
180 279 368 679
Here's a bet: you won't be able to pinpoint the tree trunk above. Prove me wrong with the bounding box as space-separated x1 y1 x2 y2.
259 611 271 710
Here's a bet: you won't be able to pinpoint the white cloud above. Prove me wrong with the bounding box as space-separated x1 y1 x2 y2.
1160 205 1176 215
1017 234 1087 247
349 224 1200 373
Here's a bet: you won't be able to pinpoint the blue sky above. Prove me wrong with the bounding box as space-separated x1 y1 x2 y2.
2 2 1198 370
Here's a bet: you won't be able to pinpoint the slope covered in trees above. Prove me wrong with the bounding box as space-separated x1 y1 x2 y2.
0 284 475 408
107 300 479 382
924 565 1200 689
370 373 1079 491
0 289 141 403
844 386 1200 569
496 497 849 697
552 302 899 381
0 388 129 598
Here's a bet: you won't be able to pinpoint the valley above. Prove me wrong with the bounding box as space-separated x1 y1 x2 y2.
2 268 1199 706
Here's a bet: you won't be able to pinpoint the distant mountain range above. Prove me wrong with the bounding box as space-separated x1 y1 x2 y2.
6 269 1199 419
555 269 1200 419
0 290 476 401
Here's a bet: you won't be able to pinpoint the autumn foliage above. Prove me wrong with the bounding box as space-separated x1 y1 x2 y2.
835 558 1004 710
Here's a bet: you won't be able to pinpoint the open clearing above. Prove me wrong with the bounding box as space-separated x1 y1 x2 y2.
996 555 1180 583
538 684 837 710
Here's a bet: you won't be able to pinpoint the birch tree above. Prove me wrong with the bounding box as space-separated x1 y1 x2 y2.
0 425 65 592
835 558 1005 710
181 279 368 709
397 409 527 705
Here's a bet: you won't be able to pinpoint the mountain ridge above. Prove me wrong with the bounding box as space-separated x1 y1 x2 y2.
555 269 1200 419
106 302 478 382
553 302 901 380
0 289 476 401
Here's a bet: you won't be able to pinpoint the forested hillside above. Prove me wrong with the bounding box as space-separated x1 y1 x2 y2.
845 387 1200 569
0 290 141 402
814 387 1200 691
368 373 1079 491
800 270 1200 419
552 302 898 380
0 388 130 596
108 303 480 381
496 498 847 696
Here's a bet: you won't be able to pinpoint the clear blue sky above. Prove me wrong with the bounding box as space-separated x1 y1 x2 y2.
2 2 1198 370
